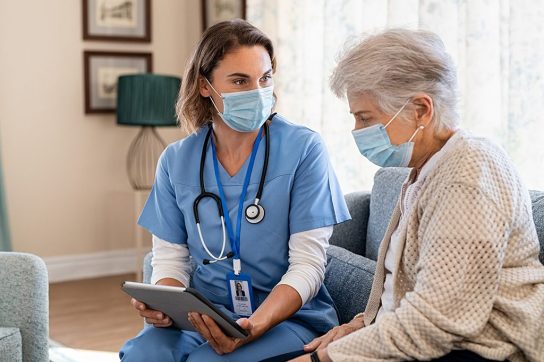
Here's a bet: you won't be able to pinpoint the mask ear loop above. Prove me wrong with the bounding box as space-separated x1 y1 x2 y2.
208 95 222 115
385 99 411 129
408 125 425 142
205 78 225 116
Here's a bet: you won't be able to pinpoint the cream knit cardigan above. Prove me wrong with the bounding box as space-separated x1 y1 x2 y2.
328 131 544 361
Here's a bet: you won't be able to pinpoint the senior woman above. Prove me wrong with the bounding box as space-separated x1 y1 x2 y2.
294 29 544 362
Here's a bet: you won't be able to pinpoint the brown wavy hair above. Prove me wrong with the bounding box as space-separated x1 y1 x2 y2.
176 19 276 134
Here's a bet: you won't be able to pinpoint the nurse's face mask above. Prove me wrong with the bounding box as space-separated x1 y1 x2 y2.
351 100 424 168
206 78 275 133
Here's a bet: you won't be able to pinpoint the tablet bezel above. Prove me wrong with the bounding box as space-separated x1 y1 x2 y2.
121 281 249 339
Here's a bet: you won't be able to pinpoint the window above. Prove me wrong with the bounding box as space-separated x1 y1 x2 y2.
248 0 544 192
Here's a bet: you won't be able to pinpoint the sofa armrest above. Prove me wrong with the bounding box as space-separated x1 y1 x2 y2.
329 191 371 257
143 251 153 285
0 327 22 362
529 190 544 263
0 252 49 362
325 245 375 324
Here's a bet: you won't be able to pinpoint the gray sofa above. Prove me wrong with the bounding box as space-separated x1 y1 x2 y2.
0 252 49 362
143 167 544 326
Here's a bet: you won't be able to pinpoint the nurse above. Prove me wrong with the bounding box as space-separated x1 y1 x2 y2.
119 19 350 361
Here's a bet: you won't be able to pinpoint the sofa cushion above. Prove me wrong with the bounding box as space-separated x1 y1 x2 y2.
325 245 376 324
366 168 409 260
0 327 22 362
529 190 544 263
329 191 371 256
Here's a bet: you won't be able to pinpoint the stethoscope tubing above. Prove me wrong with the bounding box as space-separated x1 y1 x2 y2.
193 113 275 264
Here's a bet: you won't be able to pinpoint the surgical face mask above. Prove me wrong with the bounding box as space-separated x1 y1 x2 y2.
351 101 424 168
206 79 275 132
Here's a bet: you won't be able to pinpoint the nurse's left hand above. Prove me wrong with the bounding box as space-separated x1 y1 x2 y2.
188 313 261 355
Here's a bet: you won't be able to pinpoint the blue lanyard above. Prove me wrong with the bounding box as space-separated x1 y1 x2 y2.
210 127 264 260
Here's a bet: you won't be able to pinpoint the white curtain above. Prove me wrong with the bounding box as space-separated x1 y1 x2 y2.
247 0 544 192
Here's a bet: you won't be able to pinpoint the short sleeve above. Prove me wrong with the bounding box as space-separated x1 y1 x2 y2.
289 135 351 234
137 147 188 244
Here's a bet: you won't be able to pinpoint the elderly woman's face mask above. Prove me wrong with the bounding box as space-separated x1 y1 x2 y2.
351 101 424 167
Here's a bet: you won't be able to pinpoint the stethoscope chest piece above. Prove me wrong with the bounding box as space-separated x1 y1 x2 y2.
245 203 265 224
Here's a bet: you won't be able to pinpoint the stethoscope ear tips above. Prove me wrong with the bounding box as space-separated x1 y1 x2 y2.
245 204 265 224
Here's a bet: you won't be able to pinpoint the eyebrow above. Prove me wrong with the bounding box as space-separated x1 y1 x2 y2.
226 69 273 78
350 110 372 115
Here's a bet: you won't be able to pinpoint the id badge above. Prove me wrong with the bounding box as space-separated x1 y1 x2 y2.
226 271 255 317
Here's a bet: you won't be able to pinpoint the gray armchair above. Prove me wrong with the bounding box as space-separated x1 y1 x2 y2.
0 252 49 362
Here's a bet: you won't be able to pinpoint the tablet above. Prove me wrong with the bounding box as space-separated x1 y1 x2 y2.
121 281 249 339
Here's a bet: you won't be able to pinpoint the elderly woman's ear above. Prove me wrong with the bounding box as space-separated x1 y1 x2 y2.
410 93 434 128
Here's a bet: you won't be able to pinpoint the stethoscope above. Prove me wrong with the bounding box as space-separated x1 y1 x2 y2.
193 113 275 265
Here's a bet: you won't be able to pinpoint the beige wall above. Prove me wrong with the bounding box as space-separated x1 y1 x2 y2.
0 0 201 257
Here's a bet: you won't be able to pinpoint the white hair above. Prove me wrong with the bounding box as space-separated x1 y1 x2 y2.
330 28 460 133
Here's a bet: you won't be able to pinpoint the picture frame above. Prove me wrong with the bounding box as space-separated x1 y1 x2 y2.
83 51 152 114
201 0 246 31
82 0 151 42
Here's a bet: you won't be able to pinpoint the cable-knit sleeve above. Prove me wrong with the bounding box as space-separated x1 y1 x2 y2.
328 182 509 361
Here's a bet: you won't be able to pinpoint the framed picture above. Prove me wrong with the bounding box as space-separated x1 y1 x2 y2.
82 0 151 42
83 51 152 114
202 0 246 31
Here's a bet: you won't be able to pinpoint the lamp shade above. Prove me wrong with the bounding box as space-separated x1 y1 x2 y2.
117 74 181 126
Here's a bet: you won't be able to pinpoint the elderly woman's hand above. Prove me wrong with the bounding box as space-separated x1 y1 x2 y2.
303 313 365 352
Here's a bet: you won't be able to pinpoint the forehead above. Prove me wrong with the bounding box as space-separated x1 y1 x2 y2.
214 45 272 75
347 91 379 113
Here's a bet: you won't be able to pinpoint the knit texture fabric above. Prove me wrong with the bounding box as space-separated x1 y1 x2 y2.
328 131 544 362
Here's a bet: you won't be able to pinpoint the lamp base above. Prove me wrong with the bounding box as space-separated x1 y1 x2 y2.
127 126 166 190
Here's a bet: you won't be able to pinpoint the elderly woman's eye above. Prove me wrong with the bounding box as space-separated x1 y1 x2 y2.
360 117 372 126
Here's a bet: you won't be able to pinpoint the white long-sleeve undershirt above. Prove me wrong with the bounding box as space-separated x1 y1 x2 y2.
150 226 332 305
150 236 192 287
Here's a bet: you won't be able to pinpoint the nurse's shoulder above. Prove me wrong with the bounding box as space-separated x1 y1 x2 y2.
271 114 329 162
156 127 208 185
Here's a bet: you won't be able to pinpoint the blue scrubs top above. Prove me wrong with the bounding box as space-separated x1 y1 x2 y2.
138 115 351 334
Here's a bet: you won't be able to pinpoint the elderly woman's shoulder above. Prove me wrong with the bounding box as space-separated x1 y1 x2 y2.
432 130 527 212
446 131 515 173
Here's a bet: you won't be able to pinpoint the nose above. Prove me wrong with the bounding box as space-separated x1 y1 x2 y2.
251 80 264 90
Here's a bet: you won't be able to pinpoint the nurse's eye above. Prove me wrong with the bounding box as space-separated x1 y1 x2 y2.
232 78 247 86
259 74 273 82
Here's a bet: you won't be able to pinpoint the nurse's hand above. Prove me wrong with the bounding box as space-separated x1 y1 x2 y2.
130 298 173 328
188 313 260 355
303 313 364 352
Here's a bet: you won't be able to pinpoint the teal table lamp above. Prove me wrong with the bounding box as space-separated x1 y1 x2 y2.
117 74 181 190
